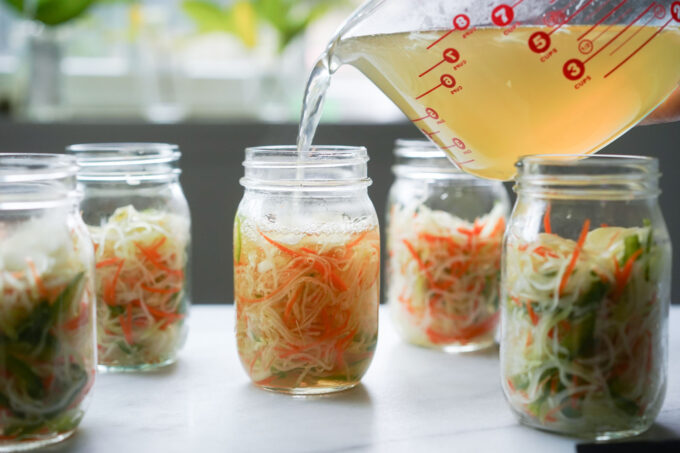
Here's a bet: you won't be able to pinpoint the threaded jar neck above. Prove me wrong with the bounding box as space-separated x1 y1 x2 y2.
67 143 181 182
515 154 660 200
0 154 79 209
241 146 371 191
392 139 483 182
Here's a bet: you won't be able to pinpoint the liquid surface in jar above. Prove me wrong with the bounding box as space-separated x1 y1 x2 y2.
0 216 95 443
301 24 680 180
234 220 380 393
89 205 190 369
502 222 670 435
388 204 505 351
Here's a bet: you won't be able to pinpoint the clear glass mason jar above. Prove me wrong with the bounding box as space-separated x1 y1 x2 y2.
0 154 96 451
67 143 191 372
234 146 380 394
501 155 672 440
386 140 510 352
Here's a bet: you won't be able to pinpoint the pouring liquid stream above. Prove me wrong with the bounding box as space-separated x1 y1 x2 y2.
298 8 680 180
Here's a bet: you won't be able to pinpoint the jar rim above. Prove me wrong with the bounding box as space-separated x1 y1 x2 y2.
517 154 658 168
515 154 660 199
0 153 78 183
244 145 369 166
392 139 480 179
394 139 448 159
67 143 180 167
241 146 371 190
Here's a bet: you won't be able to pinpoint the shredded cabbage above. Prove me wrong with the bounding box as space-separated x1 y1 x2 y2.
502 224 670 436
234 218 380 392
89 205 190 369
0 214 95 444
388 204 506 349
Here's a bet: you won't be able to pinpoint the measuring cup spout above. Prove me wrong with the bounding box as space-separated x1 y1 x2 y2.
299 0 680 179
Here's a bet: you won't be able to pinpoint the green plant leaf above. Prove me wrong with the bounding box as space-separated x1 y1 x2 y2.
253 0 346 52
182 0 233 34
2 0 96 26
182 0 257 48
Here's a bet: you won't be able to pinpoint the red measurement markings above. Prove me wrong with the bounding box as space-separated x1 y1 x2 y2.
543 10 567 26
590 8 632 42
654 4 667 19
579 39 594 54
578 0 628 40
672 1 680 21
416 74 456 100
422 129 441 138
492 4 515 27
529 31 552 53
419 48 461 77
442 137 468 152
582 2 657 64
584 0 614 22
563 58 586 80
412 108 440 122
512 0 526 7
427 15 470 50
610 13 656 55
454 158 475 167
549 0 597 35
605 18 674 78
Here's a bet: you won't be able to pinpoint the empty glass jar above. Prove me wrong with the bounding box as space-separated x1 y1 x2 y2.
234 146 380 394
68 143 191 371
386 139 509 352
501 155 671 439
0 154 96 450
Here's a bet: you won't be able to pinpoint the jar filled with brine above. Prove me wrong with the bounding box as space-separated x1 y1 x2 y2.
234 146 380 394
386 140 510 352
0 154 96 450
68 143 191 371
501 155 671 440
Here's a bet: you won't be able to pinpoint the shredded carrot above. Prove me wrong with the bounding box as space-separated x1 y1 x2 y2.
425 312 499 344
526 301 539 326
558 219 590 296
283 285 304 324
26 258 47 298
145 305 185 321
134 242 184 277
62 303 89 331
96 257 121 269
490 216 506 237
612 248 643 300
104 259 125 305
119 304 134 345
345 230 369 249
140 284 181 294
543 204 552 234
258 231 303 257
402 238 436 286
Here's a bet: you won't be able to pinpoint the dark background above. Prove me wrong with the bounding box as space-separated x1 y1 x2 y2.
1 120 677 303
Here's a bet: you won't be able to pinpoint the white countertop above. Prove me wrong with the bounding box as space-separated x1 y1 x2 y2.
45 306 680 453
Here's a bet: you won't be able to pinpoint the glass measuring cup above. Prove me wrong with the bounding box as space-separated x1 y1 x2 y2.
299 0 680 180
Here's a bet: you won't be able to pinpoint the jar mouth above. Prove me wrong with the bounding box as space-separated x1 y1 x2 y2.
393 139 477 179
515 154 660 199
241 146 372 190
0 154 80 209
67 143 181 181
0 154 78 183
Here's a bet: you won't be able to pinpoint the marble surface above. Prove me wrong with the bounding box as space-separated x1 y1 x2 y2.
45 306 680 453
